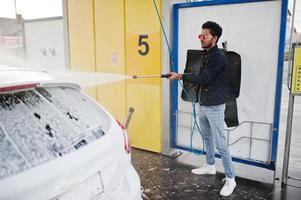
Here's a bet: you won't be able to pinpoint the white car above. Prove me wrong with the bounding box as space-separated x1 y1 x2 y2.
0 67 142 200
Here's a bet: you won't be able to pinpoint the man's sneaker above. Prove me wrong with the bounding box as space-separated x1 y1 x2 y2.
191 164 216 175
220 177 236 196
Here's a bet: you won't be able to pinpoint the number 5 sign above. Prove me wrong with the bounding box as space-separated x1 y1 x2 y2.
126 33 161 76
138 35 149 56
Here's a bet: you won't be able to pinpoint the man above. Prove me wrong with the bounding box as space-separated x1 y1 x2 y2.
167 21 236 196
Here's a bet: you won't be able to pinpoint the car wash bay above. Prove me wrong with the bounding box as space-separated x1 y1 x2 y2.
65 0 301 199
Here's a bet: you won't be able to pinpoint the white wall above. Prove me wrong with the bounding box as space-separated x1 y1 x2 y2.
24 17 66 71
161 0 187 155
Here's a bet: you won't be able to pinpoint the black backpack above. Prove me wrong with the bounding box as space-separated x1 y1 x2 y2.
180 49 241 127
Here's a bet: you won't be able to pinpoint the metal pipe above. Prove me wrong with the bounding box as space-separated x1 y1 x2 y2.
281 93 295 186
282 1 296 185
124 107 135 129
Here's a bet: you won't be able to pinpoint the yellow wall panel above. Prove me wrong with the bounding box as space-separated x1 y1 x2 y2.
67 0 97 99
125 0 162 152
67 0 95 72
127 79 162 151
67 0 163 152
94 0 125 74
97 81 126 122
126 0 161 33
94 0 126 119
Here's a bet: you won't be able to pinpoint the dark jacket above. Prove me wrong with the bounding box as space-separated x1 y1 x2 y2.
182 45 228 106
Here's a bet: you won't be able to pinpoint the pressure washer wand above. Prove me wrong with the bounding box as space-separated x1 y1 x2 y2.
132 73 193 79
132 74 171 79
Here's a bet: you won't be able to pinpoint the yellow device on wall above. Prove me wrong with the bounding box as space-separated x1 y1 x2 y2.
292 46 301 95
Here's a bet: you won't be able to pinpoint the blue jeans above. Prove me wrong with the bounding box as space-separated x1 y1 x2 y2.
199 104 235 178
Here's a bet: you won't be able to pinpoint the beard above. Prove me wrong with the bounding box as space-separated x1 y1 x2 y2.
201 38 214 50
201 43 211 49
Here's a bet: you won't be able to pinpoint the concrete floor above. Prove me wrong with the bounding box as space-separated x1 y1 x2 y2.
132 148 301 200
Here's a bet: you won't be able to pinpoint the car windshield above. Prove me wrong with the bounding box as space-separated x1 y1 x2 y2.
0 86 110 180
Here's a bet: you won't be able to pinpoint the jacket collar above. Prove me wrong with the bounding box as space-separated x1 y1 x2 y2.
204 45 218 55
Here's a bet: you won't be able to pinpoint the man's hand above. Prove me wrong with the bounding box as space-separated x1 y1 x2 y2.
167 72 182 80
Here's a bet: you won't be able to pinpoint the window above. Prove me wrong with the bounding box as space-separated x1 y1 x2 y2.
0 86 109 179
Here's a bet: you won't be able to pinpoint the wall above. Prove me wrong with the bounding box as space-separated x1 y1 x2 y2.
66 0 162 152
24 17 65 71
67 0 96 99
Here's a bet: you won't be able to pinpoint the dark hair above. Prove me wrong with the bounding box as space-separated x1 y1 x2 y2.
202 21 222 43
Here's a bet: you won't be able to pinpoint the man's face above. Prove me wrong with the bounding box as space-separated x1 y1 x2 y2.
198 29 216 50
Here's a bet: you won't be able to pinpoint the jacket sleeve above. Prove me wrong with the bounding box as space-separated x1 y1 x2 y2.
182 52 226 87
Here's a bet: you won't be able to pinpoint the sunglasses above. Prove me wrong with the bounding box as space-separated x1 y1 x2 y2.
198 34 212 40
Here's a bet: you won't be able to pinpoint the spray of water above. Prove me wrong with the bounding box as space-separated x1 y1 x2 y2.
0 49 133 87
51 70 133 87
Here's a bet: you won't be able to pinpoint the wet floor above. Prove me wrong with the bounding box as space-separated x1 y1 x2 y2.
132 148 301 200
